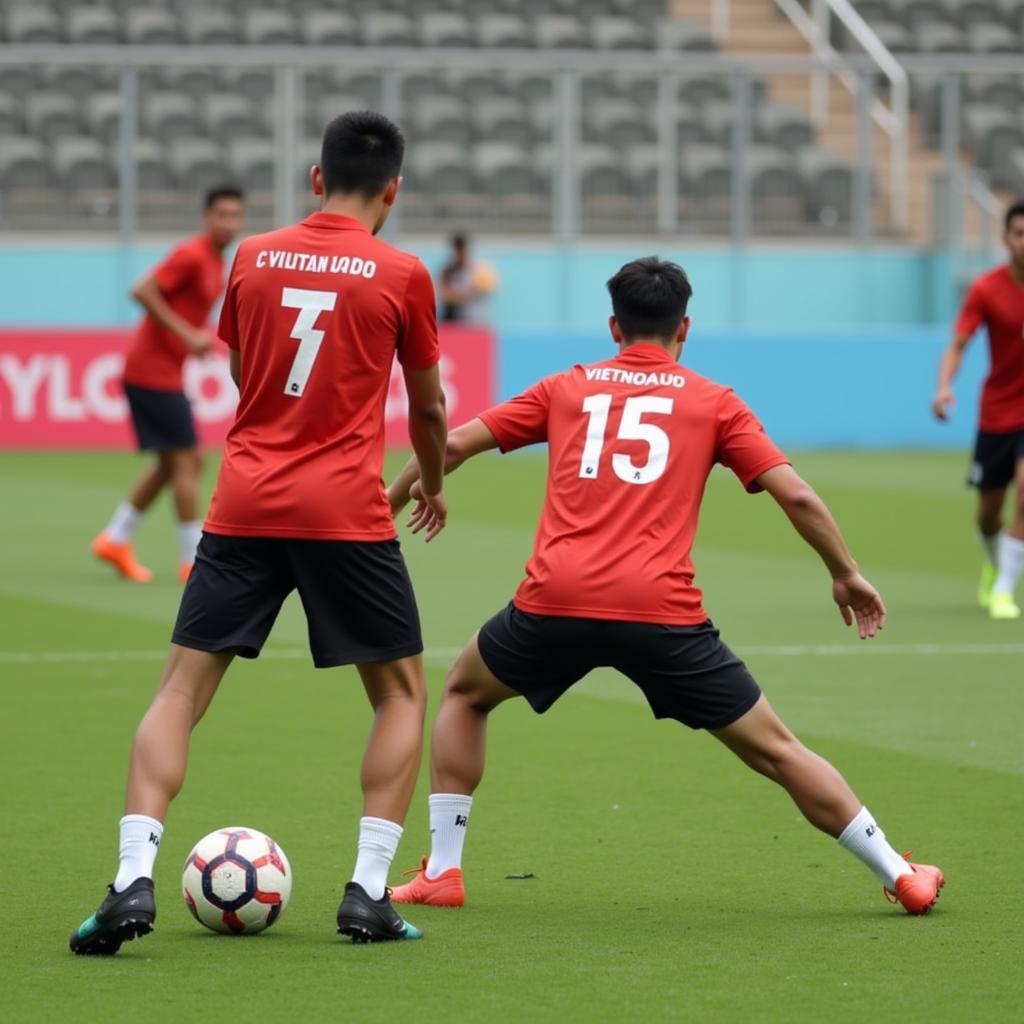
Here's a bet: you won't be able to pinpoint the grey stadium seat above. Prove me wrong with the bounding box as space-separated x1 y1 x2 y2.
142 92 200 144
577 143 632 196
25 92 81 145
696 99 736 147
864 20 913 52
966 23 1019 55
360 12 416 46
608 73 658 108
406 141 476 196
0 95 19 136
42 65 116 97
167 138 230 191
0 66 39 100
473 141 540 197
747 146 804 224
84 92 122 146
505 72 554 104
755 104 815 150
202 94 269 144
399 70 448 104
160 66 229 104
533 14 589 49
131 138 172 190
443 69 508 100
680 143 732 206
419 12 475 47
584 98 656 147
1010 149 1024 196
407 95 472 146
677 75 730 107
656 17 714 51
180 7 238 46
65 5 119 43
52 136 112 189
242 9 296 45
0 137 50 187
590 16 651 49
798 149 854 225
300 10 359 46
470 97 534 147
948 0 1015 30
475 13 531 48
124 8 179 44
221 67 276 102
6 5 60 43
227 138 274 190
913 20 965 53
964 74 1021 113
962 106 1024 187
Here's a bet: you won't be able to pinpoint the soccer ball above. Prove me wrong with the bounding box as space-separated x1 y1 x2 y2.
182 827 292 935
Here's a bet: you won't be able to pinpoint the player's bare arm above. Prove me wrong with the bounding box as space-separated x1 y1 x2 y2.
757 463 887 639
402 362 449 534
932 332 972 421
131 273 214 356
387 418 499 541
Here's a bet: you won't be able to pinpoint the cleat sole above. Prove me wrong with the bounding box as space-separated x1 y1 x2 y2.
70 917 153 956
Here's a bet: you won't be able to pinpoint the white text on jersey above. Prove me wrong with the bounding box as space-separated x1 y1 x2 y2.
255 250 377 278
584 367 685 388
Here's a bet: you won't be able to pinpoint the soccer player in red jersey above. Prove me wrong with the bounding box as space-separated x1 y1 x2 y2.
70 113 447 954
92 187 245 584
933 200 1024 619
387 258 943 918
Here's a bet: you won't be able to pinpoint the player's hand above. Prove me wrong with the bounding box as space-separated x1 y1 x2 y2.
184 328 216 357
832 572 887 639
931 386 955 421
406 480 447 542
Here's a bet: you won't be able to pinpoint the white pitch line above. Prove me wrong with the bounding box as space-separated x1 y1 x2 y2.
1 642 1023 665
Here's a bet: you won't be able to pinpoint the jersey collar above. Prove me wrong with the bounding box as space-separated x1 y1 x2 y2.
302 211 372 233
617 342 679 365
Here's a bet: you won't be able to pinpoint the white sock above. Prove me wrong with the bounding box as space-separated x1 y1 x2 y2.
351 817 403 900
977 529 999 567
104 502 142 544
993 533 1024 596
113 814 163 892
426 793 473 878
837 806 912 889
177 521 202 563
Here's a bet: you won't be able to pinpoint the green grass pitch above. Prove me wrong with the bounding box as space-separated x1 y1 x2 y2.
2 449 1022 1023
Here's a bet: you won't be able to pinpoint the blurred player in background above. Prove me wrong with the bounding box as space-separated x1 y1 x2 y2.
70 112 447 955
438 232 497 324
92 186 246 584
388 257 943 919
933 200 1024 620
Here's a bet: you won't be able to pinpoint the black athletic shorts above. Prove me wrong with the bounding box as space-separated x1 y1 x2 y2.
124 383 198 452
477 603 762 731
172 533 423 668
967 429 1024 491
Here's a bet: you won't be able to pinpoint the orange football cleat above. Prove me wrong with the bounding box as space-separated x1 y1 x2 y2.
389 858 465 908
884 856 944 915
91 533 153 583
179 562 194 583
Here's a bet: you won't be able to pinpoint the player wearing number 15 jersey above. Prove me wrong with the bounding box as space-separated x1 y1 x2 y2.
70 113 447 956
387 258 943 919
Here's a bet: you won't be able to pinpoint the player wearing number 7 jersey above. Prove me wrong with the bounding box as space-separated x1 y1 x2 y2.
387 257 944 919
70 112 446 955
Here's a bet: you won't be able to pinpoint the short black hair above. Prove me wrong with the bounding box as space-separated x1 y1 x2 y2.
320 110 405 198
606 257 693 341
1005 200 1024 230
451 233 467 249
204 185 244 210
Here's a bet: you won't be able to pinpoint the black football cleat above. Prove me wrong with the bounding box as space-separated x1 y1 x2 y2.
336 881 423 943
69 878 156 956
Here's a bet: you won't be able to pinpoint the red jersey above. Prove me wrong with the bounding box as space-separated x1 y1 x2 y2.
479 344 789 625
122 233 225 392
205 212 439 541
955 265 1024 433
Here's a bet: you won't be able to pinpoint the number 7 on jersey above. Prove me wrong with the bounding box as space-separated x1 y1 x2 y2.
281 287 337 397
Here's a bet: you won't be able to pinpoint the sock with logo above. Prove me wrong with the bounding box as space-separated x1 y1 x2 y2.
425 793 473 878
177 521 202 564
351 817 403 901
993 533 1024 596
104 502 142 544
837 806 912 889
113 814 164 892
977 528 999 567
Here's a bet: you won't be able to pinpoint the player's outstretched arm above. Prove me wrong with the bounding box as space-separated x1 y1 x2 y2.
388 418 499 541
932 333 971 422
402 363 449 538
756 464 887 639
131 273 214 355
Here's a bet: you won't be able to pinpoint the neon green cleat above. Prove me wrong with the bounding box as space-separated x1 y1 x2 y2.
978 562 997 609
989 592 1021 620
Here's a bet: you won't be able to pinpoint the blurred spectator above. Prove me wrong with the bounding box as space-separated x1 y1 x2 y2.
438 233 498 324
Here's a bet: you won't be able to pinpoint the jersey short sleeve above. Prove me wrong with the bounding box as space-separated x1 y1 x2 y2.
153 241 200 295
715 390 789 493
396 260 440 371
954 280 987 339
479 375 556 452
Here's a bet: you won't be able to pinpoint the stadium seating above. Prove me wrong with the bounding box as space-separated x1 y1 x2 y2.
0 0 856 234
